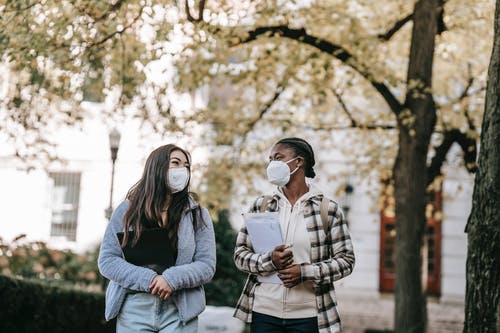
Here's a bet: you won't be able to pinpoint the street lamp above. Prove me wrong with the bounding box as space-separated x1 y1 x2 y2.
105 128 121 220
341 183 354 223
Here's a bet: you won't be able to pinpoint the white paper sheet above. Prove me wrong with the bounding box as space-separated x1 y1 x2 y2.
242 212 283 284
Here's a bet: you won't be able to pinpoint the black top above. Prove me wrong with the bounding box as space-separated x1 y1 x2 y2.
116 227 176 274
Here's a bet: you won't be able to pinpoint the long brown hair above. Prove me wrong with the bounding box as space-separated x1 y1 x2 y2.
121 144 202 250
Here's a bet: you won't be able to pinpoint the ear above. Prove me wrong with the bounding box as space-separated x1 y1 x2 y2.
296 156 305 168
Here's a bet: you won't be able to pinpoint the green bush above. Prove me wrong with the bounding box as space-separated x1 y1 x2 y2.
205 210 246 307
0 234 103 288
0 274 115 333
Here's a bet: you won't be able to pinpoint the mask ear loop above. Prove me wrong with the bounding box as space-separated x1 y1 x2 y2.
288 157 302 176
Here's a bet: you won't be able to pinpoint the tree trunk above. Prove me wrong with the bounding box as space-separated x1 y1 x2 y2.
463 1 500 331
393 1 438 332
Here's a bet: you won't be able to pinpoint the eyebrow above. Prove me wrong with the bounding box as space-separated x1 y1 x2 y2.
269 152 284 159
171 156 190 166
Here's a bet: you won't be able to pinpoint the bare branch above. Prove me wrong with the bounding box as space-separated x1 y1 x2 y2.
378 14 413 41
236 84 286 150
69 6 144 61
237 25 404 116
378 1 446 41
72 0 126 22
2 0 42 13
251 86 285 130
459 63 475 100
90 12 142 48
438 63 484 131
303 122 396 131
332 89 358 127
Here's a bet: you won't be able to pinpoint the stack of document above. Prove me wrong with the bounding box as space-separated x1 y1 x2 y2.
242 212 283 284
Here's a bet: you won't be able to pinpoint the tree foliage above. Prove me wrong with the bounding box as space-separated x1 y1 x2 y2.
1 1 492 178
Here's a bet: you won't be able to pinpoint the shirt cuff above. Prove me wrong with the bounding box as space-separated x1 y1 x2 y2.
300 263 316 281
261 251 277 272
144 271 159 292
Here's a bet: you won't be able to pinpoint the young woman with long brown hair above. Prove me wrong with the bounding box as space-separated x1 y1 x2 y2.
98 144 216 333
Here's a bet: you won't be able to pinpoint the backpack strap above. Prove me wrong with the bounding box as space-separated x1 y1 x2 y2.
259 195 272 212
320 196 330 234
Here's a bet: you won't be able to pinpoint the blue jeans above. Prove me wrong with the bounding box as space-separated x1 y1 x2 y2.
116 293 198 333
251 311 318 333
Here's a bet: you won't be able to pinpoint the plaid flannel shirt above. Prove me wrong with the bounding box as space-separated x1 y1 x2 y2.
233 193 355 333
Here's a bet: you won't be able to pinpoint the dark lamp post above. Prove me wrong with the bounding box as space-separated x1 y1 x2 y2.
342 183 354 223
105 128 121 220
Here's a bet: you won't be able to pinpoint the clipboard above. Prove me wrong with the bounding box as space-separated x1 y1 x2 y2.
116 227 175 274
242 212 283 284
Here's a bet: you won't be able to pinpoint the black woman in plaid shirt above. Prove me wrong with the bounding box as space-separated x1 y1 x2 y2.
233 137 355 333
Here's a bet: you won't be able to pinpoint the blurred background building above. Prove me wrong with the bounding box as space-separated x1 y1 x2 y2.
0 102 471 332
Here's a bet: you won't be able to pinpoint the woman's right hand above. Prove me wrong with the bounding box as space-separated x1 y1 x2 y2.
271 244 294 270
149 275 173 300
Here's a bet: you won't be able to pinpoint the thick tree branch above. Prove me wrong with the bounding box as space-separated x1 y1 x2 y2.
186 0 206 22
436 0 447 35
427 129 478 185
238 25 404 116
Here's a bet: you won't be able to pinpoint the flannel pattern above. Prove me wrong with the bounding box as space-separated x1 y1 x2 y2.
233 194 355 333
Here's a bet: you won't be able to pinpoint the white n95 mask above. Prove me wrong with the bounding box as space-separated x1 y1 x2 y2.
266 157 299 186
168 167 190 193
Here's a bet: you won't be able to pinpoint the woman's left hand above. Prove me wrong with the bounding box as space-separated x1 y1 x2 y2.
149 275 173 299
278 264 302 288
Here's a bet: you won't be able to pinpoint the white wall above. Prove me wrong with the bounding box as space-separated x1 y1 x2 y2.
440 165 473 302
0 168 51 242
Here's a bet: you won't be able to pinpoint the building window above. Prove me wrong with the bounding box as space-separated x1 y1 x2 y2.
49 172 81 241
379 180 442 296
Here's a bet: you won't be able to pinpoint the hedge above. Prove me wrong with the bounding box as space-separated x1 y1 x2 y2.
0 274 115 333
204 209 246 307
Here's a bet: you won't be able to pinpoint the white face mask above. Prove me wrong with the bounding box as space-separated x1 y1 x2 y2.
266 157 299 186
168 167 190 193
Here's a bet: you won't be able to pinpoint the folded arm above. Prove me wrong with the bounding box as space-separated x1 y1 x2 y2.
98 201 157 292
161 207 216 291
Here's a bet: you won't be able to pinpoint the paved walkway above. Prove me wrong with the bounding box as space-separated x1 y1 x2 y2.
337 292 464 333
